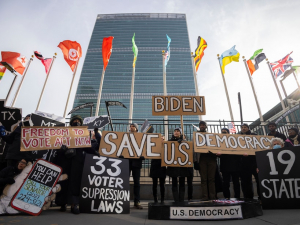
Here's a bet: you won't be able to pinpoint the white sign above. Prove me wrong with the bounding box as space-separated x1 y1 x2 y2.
170 206 242 220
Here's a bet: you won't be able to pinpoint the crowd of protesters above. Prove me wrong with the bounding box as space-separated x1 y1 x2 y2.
0 114 298 214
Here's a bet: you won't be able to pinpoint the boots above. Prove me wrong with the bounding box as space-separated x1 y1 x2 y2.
179 190 185 202
153 195 158 203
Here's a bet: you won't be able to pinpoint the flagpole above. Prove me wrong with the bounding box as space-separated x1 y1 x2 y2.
36 53 56 111
5 73 18 106
95 68 105 116
63 58 80 118
11 55 34 107
191 52 202 121
129 66 135 124
266 59 290 123
162 50 169 140
242 57 266 135
217 54 234 122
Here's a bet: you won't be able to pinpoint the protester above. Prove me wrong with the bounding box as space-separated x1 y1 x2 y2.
267 122 286 141
218 128 241 199
239 123 260 199
93 127 101 145
54 115 99 215
0 158 28 195
149 135 166 203
285 127 300 147
166 127 190 202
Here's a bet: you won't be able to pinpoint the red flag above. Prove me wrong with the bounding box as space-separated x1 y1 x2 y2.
58 40 82 72
102 37 114 70
0 51 27 75
34 51 53 74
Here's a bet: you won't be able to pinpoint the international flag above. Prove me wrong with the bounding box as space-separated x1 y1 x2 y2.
293 66 300 75
0 52 27 75
194 36 207 72
0 65 6 81
165 34 171 66
102 36 114 71
227 122 236 134
132 33 138 68
58 40 82 72
219 46 240 74
34 51 52 74
246 49 266 75
270 52 293 79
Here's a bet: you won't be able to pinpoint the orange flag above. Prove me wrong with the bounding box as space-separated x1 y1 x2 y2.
102 37 114 70
0 51 27 75
58 40 82 71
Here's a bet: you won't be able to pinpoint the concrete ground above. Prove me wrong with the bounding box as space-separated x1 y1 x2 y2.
0 201 299 225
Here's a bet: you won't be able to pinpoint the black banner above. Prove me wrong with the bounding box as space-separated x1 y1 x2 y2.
80 154 130 214
105 101 127 108
68 102 94 115
0 100 22 132
256 146 300 209
83 115 110 130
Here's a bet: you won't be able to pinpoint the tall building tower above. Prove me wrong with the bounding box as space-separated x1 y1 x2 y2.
73 13 197 121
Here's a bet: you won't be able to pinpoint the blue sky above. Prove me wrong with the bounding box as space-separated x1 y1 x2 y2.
0 0 299 122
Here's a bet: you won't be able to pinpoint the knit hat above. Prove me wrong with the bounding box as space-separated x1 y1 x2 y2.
174 127 182 134
241 123 249 129
288 127 299 134
70 115 83 125
268 122 277 127
199 121 207 127
221 128 230 134
130 123 139 131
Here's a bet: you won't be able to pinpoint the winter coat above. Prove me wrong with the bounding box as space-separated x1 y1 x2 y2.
150 159 166 178
239 130 257 171
219 154 241 172
0 165 21 194
268 131 287 141
166 135 191 178
285 135 300 147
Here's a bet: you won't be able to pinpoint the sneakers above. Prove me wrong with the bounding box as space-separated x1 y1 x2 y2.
59 205 67 212
134 202 143 209
71 205 80 214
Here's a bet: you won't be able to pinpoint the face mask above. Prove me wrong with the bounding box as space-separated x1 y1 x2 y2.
72 122 81 127
273 145 282 149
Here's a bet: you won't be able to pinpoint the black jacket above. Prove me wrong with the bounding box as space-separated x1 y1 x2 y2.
239 130 257 170
220 154 241 172
268 131 287 141
150 159 166 178
0 165 20 194
285 135 300 147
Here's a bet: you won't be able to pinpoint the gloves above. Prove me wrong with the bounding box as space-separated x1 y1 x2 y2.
0 126 6 137
119 155 124 159
5 178 15 185
139 156 145 160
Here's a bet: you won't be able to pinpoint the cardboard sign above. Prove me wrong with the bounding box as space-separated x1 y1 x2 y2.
161 141 193 167
20 126 91 151
152 96 205 116
0 100 22 132
68 102 94 115
80 154 130 214
99 131 162 159
256 146 300 209
83 115 110 130
11 159 62 215
193 132 273 155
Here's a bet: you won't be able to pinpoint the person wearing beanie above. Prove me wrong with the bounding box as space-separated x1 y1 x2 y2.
218 128 241 199
285 127 300 147
239 124 260 200
55 115 99 215
130 123 139 132
267 122 286 141
166 127 190 202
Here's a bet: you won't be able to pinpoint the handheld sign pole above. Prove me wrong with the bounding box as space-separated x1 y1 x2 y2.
63 58 80 118
242 57 266 135
36 53 56 111
90 105 93 117
11 55 34 107
129 62 135 124
191 52 202 121
5 73 18 106
95 68 105 116
105 101 114 131
180 115 184 138
162 50 169 140
266 59 290 123
217 54 234 122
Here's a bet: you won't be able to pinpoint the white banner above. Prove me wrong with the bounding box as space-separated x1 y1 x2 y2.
170 206 242 220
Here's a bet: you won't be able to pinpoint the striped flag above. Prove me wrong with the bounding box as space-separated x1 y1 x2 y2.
165 34 171 66
228 122 236 134
34 51 52 74
0 65 6 81
194 36 207 72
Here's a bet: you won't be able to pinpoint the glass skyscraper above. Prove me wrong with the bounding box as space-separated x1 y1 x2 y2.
73 13 197 122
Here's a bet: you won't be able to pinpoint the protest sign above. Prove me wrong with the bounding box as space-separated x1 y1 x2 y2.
99 131 162 159
140 119 154 133
21 126 91 151
83 115 110 130
0 100 22 132
68 102 94 115
80 154 130 214
161 141 193 167
11 159 62 215
152 96 205 116
256 146 300 209
193 132 273 155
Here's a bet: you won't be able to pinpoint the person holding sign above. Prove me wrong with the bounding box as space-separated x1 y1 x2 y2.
166 128 190 202
285 127 300 147
267 122 286 141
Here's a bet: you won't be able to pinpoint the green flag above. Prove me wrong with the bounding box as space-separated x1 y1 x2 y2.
293 66 300 74
132 33 138 68
250 49 263 60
